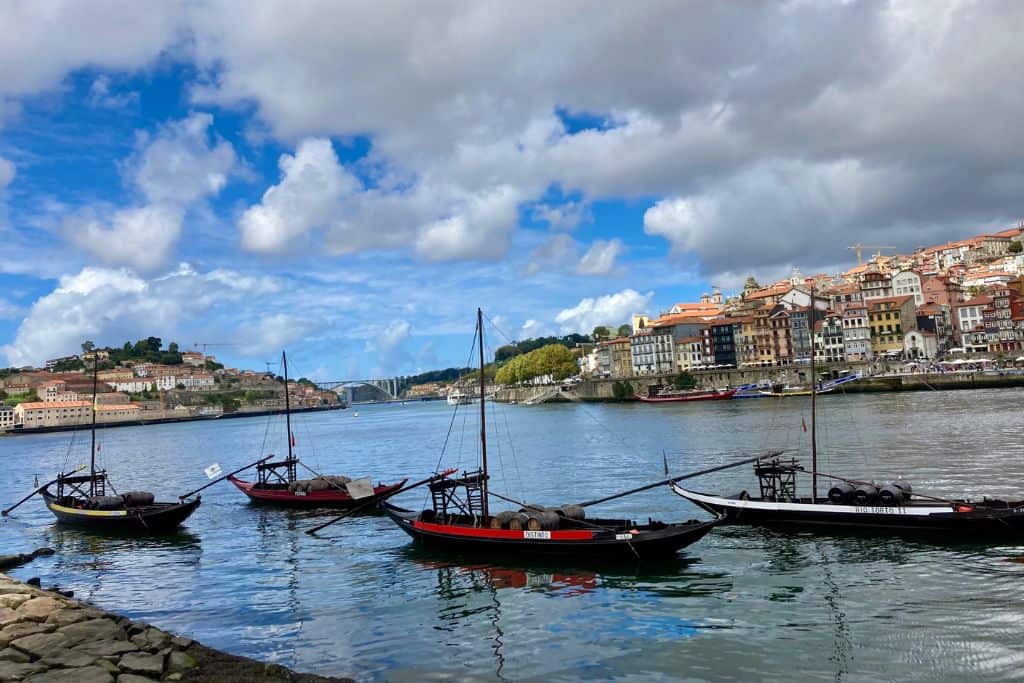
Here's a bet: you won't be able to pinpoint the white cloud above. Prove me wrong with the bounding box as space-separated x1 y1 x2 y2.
1 263 292 368
237 313 316 356
131 112 236 204
525 233 577 275
239 138 359 253
414 186 521 261
576 239 624 276
363 319 412 374
532 201 589 231
0 297 21 320
554 288 653 334
65 204 184 274
88 75 138 109
0 156 14 189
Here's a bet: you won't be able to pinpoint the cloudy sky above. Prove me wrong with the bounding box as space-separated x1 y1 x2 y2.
1 1 1023 378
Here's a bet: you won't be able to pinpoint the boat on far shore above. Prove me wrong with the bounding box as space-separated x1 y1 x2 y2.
634 386 737 403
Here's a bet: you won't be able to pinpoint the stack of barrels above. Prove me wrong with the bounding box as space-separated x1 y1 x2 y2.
488 503 587 530
827 480 913 506
288 475 351 493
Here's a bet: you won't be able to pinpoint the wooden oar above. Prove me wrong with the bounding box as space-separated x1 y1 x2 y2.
3 469 76 517
576 451 785 508
305 468 457 535
177 455 274 501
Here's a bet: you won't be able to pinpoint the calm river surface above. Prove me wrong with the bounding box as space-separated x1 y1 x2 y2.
3 390 1024 681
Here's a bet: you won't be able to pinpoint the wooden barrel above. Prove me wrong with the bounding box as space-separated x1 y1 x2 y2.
489 510 517 529
556 504 585 521
525 510 560 531
507 513 528 530
519 503 548 514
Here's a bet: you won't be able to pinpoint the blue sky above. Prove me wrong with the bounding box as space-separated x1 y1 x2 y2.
2 2 1023 379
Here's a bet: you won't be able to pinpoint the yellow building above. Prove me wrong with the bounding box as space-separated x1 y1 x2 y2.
868 295 916 356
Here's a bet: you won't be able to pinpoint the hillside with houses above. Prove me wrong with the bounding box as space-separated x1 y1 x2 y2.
0 340 341 433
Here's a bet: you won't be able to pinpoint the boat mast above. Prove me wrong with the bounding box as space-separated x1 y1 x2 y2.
90 356 98 496
283 350 296 482
478 307 489 518
809 282 818 503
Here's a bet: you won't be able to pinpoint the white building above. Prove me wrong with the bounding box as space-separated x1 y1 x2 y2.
39 380 78 403
107 379 155 393
0 406 15 432
891 270 924 306
180 373 215 391
903 330 938 360
841 304 873 361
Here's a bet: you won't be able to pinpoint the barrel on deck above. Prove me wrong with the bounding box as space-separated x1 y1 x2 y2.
507 513 529 530
827 483 855 504
852 484 878 505
489 510 517 529
525 510 560 531
555 504 586 521
878 485 905 506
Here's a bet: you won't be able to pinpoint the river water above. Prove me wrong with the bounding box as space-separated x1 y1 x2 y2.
3 390 1024 681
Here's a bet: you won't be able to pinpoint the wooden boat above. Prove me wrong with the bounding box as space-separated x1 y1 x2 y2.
228 351 406 509
3 360 200 532
671 286 1024 537
381 309 721 562
635 387 737 403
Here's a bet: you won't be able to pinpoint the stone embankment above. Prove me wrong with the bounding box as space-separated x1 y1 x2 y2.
0 572 350 682
494 366 1024 403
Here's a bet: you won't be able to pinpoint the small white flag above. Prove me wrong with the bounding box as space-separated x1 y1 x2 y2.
204 463 223 480
345 477 374 500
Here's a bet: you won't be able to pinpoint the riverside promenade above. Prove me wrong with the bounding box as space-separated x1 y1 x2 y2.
0 572 349 682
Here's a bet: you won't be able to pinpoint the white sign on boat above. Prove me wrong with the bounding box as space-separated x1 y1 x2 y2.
345 476 375 499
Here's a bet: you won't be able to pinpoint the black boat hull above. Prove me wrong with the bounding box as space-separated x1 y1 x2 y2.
673 485 1024 536
383 503 719 561
40 489 200 533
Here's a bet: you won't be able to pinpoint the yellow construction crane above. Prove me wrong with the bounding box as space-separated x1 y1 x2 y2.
847 243 896 265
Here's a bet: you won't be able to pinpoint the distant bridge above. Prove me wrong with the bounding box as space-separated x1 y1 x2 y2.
316 378 410 401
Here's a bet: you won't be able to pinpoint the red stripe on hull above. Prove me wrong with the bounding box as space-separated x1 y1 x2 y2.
413 519 595 541
635 389 737 403
229 476 406 506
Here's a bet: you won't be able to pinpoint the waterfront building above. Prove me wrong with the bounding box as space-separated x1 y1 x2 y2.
892 270 924 306
753 306 776 366
818 313 846 363
840 302 873 361
790 307 813 364
598 337 633 378
97 368 134 383
916 303 954 353
44 355 78 371
0 406 14 432
769 306 794 366
675 336 703 372
986 287 1024 352
903 330 938 360
732 316 757 366
701 321 737 367
868 295 917 357
955 295 994 348
39 380 78 403
630 328 657 376
180 373 216 391
962 269 1014 290
860 270 893 302
921 275 964 309
108 379 155 393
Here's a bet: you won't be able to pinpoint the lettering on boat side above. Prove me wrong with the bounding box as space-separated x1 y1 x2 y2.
294 491 307 496
615 533 632 540
855 506 905 514
523 530 551 540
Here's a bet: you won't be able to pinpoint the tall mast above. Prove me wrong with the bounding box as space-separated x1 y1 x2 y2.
283 350 293 462
809 282 818 502
478 307 489 518
90 356 98 496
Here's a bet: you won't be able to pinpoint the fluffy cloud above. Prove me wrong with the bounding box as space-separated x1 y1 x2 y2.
525 233 577 275
364 320 412 374
576 239 624 276
1 264 282 367
414 186 521 261
0 156 13 189
131 112 236 204
0 297 21 319
65 204 185 274
239 138 359 253
237 313 316 356
554 288 653 334
532 201 589 231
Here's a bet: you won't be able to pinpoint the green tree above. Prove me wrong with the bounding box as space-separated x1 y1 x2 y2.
81 340 95 354
1009 241 1023 254
672 372 697 390
591 325 610 341
168 342 179 354
612 381 634 399
616 324 632 338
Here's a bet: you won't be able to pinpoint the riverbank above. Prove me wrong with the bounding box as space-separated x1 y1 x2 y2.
0 572 351 682
2 403 346 437
493 369 1024 402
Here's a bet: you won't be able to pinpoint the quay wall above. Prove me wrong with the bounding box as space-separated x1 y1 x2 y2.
493 364 1024 403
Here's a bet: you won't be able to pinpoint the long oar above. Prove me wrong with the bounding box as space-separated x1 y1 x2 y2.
177 455 274 501
2 467 80 517
306 468 457 535
577 451 785 508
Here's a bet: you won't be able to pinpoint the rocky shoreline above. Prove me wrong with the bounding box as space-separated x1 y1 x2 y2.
0 572 352 682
